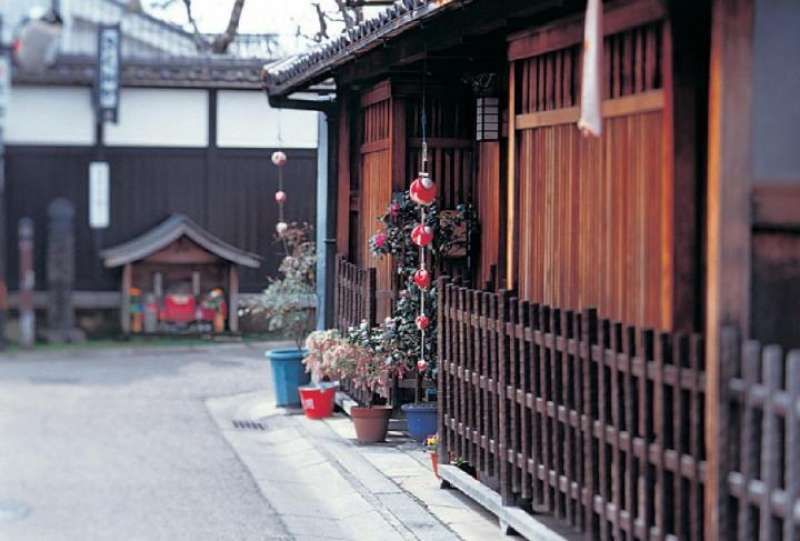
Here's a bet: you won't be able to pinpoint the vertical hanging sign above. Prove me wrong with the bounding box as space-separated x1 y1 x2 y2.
89 162 110 229
96 24 121 124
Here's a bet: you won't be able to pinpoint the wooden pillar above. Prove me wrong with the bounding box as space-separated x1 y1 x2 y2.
121 263 132 335
704 0 754 539
505 62 517 290
665 2 712 333
336 96 351 257
229 265 239 333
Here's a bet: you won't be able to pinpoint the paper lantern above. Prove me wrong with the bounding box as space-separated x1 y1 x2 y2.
275 190 287 204
416 314 430 330
416 359 429 373
411 224 433 247
409 174 436 206
276 221 288 235
413 269 431 290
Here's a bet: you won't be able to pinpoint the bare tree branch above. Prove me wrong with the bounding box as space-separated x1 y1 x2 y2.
211 0 246 53
311 3 329 41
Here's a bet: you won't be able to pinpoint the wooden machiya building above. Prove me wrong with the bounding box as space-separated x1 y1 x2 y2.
3 0 320 336
265 0 800 539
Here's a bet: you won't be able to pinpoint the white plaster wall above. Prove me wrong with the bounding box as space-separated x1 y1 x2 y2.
5 86 95 146
216 90 318 149
104 88 209 147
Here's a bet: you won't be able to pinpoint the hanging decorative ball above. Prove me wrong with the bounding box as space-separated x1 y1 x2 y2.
271 151 287 167
276 221 288 235
409 173 436 206
417 359 429 373
372 231 387 249
416 314 430 331
275 190 287 204
411 224 434 247
413 268 431 290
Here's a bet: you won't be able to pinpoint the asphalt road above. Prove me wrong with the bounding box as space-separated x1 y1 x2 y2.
0 343 292 541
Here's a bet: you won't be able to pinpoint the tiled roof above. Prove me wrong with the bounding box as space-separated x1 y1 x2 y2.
264 0 468 96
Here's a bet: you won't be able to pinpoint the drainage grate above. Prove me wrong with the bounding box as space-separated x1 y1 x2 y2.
232 419 265 430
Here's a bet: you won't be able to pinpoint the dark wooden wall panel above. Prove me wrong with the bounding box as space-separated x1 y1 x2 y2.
4 146 317 294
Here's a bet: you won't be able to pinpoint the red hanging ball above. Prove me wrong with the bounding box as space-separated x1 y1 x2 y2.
413 269 431 289
409 174 436 206
411 224 433 247
275 190 287 204
417 359 429 373
416 314 430 330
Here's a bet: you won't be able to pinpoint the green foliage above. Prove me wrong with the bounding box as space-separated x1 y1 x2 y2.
366 193 475 379
246 223 316 349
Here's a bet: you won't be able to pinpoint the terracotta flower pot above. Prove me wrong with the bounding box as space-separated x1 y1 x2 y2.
430 451 440 478
351 406 392 443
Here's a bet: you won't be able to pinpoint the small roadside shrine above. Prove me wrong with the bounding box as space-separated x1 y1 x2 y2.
101 215 261 335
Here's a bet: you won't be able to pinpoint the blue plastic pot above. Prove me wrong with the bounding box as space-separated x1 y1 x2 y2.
402 402 438 442
266 348 310 407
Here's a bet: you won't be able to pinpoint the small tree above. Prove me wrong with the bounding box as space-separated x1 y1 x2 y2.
247 224 316 349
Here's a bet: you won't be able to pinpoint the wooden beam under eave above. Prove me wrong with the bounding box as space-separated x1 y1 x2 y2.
704 1 754 539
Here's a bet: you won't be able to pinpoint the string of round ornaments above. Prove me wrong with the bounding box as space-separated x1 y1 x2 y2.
409 144 436 374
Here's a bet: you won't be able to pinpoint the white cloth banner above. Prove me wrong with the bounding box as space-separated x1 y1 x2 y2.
577 0 603 137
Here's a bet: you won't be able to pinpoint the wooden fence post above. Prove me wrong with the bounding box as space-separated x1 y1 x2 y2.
437 276 450 467
497 289 512 505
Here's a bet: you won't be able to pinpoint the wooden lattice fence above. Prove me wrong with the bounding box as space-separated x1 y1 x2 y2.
724 329 800 541
437 278 707 540
333 254 376 406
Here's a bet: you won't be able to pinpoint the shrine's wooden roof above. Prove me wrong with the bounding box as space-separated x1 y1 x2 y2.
101 214 262 268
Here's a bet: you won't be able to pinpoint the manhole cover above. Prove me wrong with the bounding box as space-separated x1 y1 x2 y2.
0 501 31 523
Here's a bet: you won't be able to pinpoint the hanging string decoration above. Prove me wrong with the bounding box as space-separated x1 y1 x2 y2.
272 150 289 238
410 65 435 375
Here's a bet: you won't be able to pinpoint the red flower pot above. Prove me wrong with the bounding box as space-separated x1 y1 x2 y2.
298 386 336 420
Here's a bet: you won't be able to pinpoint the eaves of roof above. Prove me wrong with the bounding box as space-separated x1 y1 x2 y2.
263 0 473 97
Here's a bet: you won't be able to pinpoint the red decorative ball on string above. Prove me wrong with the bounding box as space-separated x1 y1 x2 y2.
411 224 433 247
416 314 430 330
409 173 436 206
275 190 287 204
417 359 429 373
413 268 431 290
271 151 287 167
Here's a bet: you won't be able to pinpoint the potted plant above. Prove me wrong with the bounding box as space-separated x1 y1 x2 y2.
426 434 440 478
298 329 342 419
201 288 227 333
340 323 399 443
369 194 476 441
248 224 316 407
